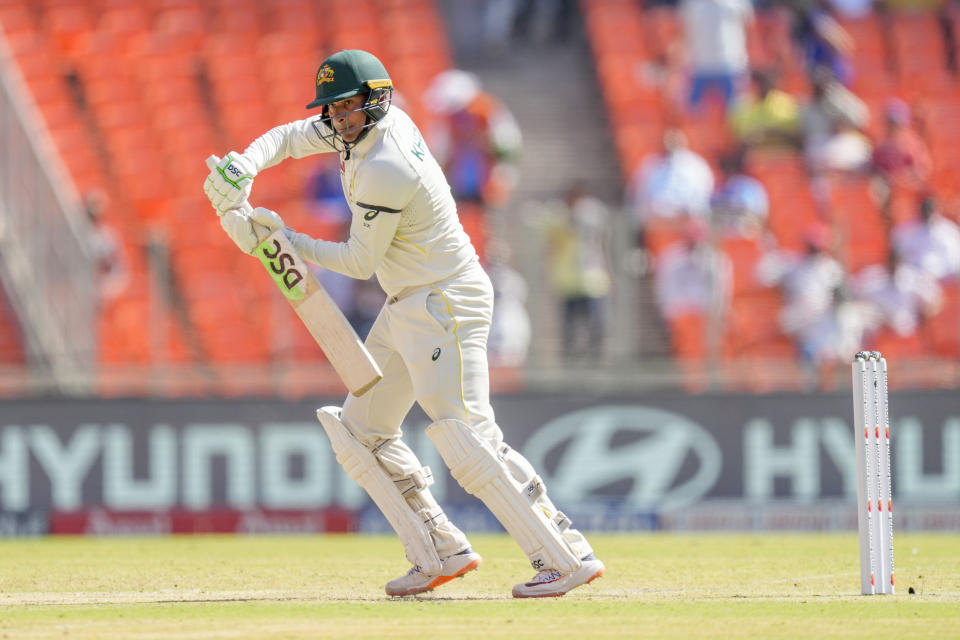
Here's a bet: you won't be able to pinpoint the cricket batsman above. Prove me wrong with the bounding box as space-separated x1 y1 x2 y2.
203 49 604 598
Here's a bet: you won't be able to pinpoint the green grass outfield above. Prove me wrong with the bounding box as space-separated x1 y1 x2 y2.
0 533 958 639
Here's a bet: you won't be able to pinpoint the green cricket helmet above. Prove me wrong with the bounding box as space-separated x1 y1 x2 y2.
307 49 393 152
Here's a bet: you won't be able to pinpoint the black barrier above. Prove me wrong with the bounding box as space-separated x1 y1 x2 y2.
0 391 957 532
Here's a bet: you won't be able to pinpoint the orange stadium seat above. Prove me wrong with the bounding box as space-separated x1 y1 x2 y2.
585 3 646 57
828 176 889 271
0 4 36 38
643 218 685 259
49 124 107 194
721 235 764 297
615 120 664 180
870 326 931 359
152 6 207 53
888 11 947 73
668 312 707 361
269 13 323 45
216 9 262 39
724 288 787 354
98 296 152 365
643 6 682 62
43 3 95 59
0 0 495 382
754 7 795 65
928 281 960 356
0 289 26 365
748 152 819 251
578 2 960 379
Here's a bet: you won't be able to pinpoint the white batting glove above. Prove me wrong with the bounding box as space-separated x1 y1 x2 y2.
219 208 261 254
250 206 298 243
204 153 257 214
249 206 285 230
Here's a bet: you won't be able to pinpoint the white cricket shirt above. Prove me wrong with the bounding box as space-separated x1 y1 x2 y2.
242 107 479 297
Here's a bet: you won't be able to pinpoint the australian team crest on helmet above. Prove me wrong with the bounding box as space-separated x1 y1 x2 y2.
317 64 335 86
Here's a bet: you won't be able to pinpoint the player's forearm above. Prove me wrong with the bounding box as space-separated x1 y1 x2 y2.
287 232 379 280
243 119 324 172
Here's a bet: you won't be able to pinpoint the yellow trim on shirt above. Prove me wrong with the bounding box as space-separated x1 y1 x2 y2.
430 285 469 427
395 235 428 254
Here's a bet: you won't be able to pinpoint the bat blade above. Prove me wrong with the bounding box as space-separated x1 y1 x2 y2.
252 229 382 396
206 153 381 395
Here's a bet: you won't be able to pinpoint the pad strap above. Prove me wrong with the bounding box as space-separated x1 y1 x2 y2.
317 407 442 574
427 419 580 573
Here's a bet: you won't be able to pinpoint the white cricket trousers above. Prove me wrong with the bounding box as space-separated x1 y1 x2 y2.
342 261 503 449
341 261 593 566
339 262 499 560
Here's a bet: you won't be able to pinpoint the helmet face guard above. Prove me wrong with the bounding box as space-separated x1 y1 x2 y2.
311 85 393 153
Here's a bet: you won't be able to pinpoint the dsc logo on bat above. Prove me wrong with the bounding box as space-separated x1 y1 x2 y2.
256 237 306 301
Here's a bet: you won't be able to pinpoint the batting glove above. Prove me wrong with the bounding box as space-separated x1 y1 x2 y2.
249 206 285 230
204 152 257 214
250 206 298 242
219 208 261 254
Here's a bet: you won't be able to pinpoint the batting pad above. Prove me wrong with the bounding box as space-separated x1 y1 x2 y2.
427 419 581 573
317 407 442 575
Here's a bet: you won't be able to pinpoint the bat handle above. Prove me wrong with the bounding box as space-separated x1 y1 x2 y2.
206 155 272 242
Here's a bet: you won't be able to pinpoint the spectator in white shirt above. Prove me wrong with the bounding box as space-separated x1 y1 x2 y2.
891 196 960 282
711 149 769 237
757 223 868 365
486 239 531 367
801 65 872 174
680 0 753 111
627 129 715 232
655 218 732 322
854 249 942 338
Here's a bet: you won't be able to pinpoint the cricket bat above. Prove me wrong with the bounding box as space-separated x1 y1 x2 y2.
206 156 382 396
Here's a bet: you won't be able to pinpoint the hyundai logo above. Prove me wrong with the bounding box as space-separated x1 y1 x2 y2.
523 406 722 510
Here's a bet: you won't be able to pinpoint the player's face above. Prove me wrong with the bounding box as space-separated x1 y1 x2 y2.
326 94 369 142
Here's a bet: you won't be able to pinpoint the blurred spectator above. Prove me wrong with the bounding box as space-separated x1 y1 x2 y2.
307 220 383 340
680 0 754 112
627 129 715 231
854 249 943 338
512 0 576 45
348 277 387 341
756 222 868 368
891 196 960 281
790 0 855 87
305 154 351 225
444 0 516 58
654 218 733 324
424 70 522 208
877 0 943 12
871 98 932 217
486 239 531 367
730 69 802 151
801 65 872 174
481 0 521 54
542 182 612 360
711 149 770 236
828 0 874 18
83 190 128 303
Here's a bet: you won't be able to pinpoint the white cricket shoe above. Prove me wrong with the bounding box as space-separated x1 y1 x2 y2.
385 548 482 597
512 554 605 598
